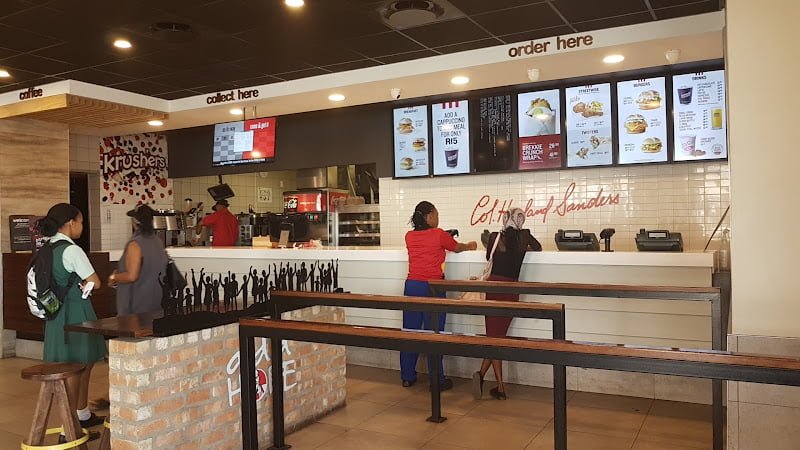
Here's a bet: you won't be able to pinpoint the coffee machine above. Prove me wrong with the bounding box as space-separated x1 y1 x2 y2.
154 210 186 247
237 214 254 246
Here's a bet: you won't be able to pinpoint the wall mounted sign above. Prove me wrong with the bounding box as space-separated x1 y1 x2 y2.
18 86 44 100
518 89 562 170
672 70 727 161
507 34 595 58
101 133 171 205
393 104 430 177
470 181 621 226
432 100 470 175
565 83 613 168
617 77 668 164
474 94 514 172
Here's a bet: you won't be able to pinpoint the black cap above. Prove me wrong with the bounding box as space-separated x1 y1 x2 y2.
126 204 155 223
215 199 229 208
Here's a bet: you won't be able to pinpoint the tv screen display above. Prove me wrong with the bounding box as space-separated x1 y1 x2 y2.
212 117 276 167
672 70 727 161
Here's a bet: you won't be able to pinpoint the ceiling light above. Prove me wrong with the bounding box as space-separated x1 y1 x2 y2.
285 0 304 7
450 76 469 85
113 39 132 49
230 108 243 115
602 54 625 64
328 93 345 102
0 69 10 78
148 120 163 126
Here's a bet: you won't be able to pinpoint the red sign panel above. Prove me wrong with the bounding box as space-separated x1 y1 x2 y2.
244 117 276 160
519 136 561 170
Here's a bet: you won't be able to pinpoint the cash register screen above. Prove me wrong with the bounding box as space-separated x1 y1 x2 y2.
648 231 668 239
564 231 582 239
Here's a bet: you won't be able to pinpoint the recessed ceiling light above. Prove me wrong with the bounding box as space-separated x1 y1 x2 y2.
328 93 346 102
113 39 132 49
230 108 243 115
285 0 304 7
602 54 625 64
148 120 163 126
450 76 469 85
0 69 10 78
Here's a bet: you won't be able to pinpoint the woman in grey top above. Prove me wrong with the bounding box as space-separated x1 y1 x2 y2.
108 204 169 315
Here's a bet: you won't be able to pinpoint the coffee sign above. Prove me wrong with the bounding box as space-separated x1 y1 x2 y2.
18 86 44 100
432 100 470 176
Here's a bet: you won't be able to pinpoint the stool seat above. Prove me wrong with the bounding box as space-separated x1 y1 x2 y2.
21 363 87 450
21 363 85 382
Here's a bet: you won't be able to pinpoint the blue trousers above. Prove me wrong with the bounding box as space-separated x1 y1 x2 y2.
400 279 446 384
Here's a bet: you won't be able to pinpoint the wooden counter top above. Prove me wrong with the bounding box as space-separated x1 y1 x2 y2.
64 311 161 338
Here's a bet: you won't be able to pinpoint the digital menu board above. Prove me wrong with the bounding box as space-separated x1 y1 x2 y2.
393 105 430 177
432 100 470 175
212 118 276 167
565 83 613 168
518 89 561 170
474 95 514 172
617 77 668 164
672 70 727 161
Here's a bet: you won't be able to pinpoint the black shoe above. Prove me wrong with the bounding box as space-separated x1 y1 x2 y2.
490 387 507 400
58 431 100 444
402 379 416 388
79 412 104 428
430 378 454 392
471 371 484 400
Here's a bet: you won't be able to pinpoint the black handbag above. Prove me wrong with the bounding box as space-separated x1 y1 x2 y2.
165 259 187 292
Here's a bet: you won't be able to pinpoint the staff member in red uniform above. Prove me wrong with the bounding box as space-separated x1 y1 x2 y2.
401 201 477 390
195 199 239 247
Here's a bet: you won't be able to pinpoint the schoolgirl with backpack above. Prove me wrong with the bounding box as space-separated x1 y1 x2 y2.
29 203 105 438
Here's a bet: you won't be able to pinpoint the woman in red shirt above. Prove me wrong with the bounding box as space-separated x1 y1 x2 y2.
401 201 477 390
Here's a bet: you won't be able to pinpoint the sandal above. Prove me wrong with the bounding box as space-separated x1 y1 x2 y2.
471 371 484 399
490 387 507 400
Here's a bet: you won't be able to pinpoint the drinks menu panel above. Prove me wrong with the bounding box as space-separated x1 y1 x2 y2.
617 77 668 164
474 95 514 172
565 83 613 168
393 105 430 177
672 70 727 161
518 89 561 170
432 100 470 175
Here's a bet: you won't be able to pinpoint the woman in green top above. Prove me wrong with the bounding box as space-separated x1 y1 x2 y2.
39 203 105 428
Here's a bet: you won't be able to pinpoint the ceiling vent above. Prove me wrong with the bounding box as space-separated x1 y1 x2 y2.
149 22 196 43
379 0 464 29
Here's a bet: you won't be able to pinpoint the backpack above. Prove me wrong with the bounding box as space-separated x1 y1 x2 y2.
26 240 80 320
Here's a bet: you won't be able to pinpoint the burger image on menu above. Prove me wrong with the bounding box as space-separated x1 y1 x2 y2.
399 157 414 170
397 118 414 134
412 137 426 151
624 114 648 134
641 137 663 153
636 90 662 110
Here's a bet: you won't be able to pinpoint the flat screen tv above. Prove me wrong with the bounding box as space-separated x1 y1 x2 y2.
212 117 276 167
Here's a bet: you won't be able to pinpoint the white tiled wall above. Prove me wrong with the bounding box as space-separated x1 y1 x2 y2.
171 171 297 215
380 162 730 252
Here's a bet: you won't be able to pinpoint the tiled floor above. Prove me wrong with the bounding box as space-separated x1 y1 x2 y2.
0 358 712 449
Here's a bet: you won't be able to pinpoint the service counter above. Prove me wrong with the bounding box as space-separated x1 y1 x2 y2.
110 246 717 404
66 306 346 448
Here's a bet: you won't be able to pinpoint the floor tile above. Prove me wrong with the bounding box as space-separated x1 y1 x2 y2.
427 416 542 449
356 405 460 443
566 404 646 439
419 443 471 450
632 437 710 450
320 428 422 450
465 397 553 427
286 422 349 449
347 378 416 405
317 399 392 427
637 405 712 449
393 384 481 416
569 391 652 414
525 426 635 450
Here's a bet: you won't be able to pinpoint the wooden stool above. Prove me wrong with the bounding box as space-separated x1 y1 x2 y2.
21 363 88 450
98 419 110 450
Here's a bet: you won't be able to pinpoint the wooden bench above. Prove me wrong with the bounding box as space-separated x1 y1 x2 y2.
264 291 568 450
239 318 800 450
429 279 729 449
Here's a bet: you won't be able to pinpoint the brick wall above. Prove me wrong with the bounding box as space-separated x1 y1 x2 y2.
108 306 346 449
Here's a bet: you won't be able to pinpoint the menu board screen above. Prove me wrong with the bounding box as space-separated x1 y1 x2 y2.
474 95 514 172
393 105 430 177
672 70 727 161
432 100 470 175
617 77 668 164
565 83 613 167
518 89 561 170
